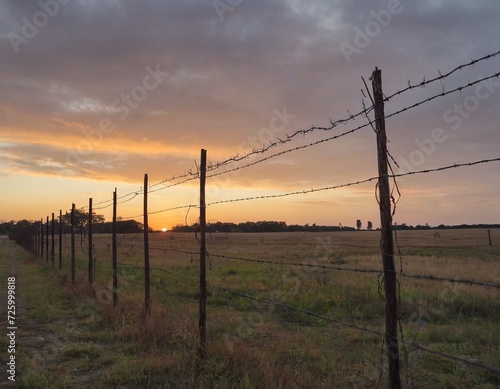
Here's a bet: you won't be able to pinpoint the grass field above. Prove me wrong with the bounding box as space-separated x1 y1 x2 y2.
1 228 499 388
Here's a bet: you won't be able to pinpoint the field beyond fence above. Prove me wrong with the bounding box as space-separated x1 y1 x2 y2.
6 227 500 388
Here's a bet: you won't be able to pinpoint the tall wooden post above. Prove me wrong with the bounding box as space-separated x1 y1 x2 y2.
51 213 55 266
71 204 76 283
198 149 207 358
112 189 118 307
88 198 93 285
372 67 401 389
59 210 63 269
488 229 492 245
144 174 150 313
46 216 49 262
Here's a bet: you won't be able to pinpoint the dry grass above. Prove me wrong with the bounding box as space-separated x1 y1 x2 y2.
6 229 500 388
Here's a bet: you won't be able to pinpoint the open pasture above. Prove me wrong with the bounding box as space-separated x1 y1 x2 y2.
59 228 500 388
5 228 498 387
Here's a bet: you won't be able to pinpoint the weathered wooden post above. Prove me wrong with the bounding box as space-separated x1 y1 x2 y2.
372 67 401 389
51 213 55 267
46 216 49 262
71 204 76 283
88 198 93 285
198 149 207 359
144 175 150 313
59 210 63 269
112 189 118 307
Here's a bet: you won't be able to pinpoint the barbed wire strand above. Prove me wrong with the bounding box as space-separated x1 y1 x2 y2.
205 72 500 180
81 69 500 206
129 156 499 218
383 50 500 102
212 284 500 373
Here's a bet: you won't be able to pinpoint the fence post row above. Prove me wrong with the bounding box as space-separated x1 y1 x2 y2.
372 67 401 389
198 148 207 359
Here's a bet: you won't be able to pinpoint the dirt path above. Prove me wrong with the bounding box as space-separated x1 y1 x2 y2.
0 235 24 387
0 236 113 388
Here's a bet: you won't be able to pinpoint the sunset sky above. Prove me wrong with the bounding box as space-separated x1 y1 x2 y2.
1 0 499 230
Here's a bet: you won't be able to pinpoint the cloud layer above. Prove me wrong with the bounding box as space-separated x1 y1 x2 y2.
1 0 499 226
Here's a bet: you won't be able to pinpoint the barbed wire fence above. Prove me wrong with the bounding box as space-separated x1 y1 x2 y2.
16 51 500 386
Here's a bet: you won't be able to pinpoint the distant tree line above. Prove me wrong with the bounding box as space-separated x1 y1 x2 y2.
171 221 356 233
1 208 151 243
393 223 500 230
2 219 499 242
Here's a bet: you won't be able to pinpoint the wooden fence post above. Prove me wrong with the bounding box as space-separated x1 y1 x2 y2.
112 188 118 307
198 148 207 359
372 67 401 389
71 204 76 283
31 223 35 253
46 216 49 262
88 198 93 285
144 174 150 313
40 218 43 259
488 229 492 245
59 210 63 269
51 213 55 267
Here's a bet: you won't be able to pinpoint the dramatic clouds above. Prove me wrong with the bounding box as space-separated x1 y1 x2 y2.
0 0 499 227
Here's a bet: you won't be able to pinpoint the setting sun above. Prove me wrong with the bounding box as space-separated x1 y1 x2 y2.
161 227 168 232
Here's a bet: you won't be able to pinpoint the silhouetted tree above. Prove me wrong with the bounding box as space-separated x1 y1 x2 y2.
356 219 362 230
62 208 105 227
